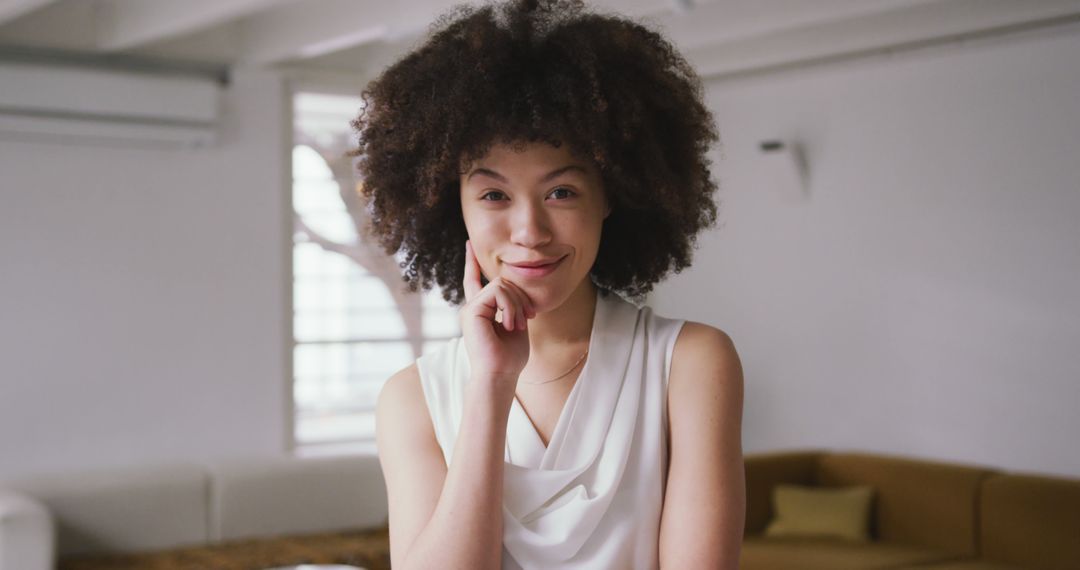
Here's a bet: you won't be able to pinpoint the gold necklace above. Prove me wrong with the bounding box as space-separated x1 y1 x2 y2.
518 349 589 385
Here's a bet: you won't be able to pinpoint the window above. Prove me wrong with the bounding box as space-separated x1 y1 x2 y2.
291 91 460 455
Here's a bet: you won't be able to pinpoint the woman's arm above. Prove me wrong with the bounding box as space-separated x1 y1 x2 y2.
378 240 534 569
658 322 746 570
376 364 514 570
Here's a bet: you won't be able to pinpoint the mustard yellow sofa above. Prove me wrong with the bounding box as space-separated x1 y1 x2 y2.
741 450 1080 570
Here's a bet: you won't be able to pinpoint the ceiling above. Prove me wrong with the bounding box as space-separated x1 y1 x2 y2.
1 0 1079 84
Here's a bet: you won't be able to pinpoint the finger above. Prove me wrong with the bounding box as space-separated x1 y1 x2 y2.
472 279 499 321
466 274 500 321
499 281 531 331
493 285 516 331
462 240 481 302
500 285 528 328
500 279 536 319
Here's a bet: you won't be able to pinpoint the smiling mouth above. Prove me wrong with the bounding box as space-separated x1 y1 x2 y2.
507 256 565 268
504 255 566 277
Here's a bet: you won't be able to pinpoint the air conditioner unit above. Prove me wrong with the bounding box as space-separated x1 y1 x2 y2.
0 62 221 149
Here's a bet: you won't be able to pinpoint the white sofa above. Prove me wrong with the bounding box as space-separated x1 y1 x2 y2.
0 454 388 570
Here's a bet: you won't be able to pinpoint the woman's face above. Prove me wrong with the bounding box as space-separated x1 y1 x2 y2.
460 141 610 313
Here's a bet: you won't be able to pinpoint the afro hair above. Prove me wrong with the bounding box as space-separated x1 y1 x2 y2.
349 0 721 305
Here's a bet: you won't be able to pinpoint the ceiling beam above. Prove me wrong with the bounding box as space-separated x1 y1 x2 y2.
657 0 933 52
239 0 470 65
238 0 672 65
96 0 291 52
0 0 57 26
685 0 1080 80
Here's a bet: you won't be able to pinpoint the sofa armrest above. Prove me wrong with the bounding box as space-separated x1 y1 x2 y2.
980 471 1080 569
744 450 825 535
0 490 54 570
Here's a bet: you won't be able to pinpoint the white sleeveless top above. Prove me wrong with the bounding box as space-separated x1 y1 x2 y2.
416 288 687 569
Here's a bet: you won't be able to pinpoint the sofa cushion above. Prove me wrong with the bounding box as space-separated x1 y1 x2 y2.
2 463 209 556
740 536 960 570
979 472 1080 570
210 454 388 542
765 484 874 541
745 450 824 535
816 452 997 556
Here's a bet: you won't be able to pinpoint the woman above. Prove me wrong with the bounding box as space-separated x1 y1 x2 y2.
356 0 744 568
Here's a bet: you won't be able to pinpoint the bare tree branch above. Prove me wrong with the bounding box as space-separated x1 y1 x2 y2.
292 135 429 358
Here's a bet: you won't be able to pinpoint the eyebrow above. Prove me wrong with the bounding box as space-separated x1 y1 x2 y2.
466 164 588 185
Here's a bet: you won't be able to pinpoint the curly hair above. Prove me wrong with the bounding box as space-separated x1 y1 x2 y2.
349 0 721 306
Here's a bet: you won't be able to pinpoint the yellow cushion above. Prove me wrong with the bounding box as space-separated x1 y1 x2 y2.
764 485 874 542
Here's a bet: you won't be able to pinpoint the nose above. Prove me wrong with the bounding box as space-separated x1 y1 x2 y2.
510 200 552 249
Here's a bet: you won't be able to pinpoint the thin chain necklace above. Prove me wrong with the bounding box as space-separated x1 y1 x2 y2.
518 349 589 385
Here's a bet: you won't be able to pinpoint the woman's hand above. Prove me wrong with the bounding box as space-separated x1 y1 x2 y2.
459 239 536 389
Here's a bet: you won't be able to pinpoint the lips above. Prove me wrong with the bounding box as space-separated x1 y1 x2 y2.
504 255 566 278
506 256 564 268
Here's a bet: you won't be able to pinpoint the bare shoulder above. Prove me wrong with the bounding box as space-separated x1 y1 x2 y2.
668 320 744 414
674 320 735 351
376 361 446 476
376 362 437 446
378 362 422 412
671 321 741 380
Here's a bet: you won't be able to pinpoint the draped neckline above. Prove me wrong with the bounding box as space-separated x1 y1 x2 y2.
504 287 612 470
503 287 639 475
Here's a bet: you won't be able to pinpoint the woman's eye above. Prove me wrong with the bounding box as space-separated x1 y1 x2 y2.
549 187 576 200
479 188 575 201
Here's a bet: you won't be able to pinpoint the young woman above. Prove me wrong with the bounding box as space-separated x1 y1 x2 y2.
355 0 745 568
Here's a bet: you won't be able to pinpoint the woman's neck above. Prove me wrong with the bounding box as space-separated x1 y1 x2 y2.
526 278 598 356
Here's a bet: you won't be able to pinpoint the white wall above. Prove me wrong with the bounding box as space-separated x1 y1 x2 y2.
2 24 1078 483
0 67 290 480
652 26 1080 478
